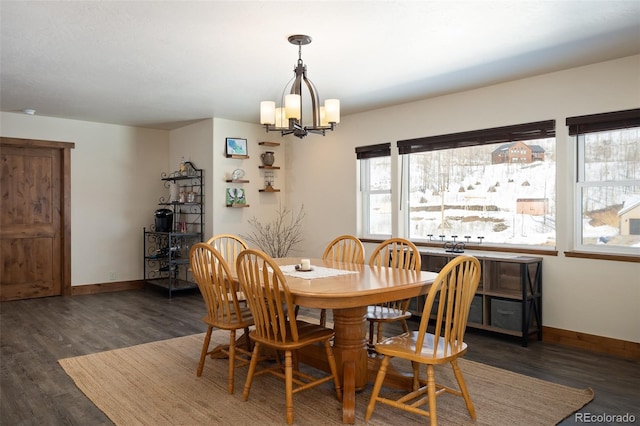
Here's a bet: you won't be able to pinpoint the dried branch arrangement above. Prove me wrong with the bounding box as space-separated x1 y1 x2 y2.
243 204 305 258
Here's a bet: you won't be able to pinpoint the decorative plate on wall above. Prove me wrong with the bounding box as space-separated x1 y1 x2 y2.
231 168 245 180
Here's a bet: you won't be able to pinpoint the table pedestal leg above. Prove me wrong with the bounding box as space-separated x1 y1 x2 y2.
332 306 368 424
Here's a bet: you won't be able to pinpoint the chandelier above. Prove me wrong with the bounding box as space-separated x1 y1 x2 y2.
260 35 340 139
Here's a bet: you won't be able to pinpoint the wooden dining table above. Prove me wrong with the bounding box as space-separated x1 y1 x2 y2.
273 257 437 424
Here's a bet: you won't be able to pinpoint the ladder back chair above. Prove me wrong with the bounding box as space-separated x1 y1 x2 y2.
235 249 343 425
365 255 482 425
189 243 254 394
367 238 422 347
206 233 249 301
318 234 365 326
206 233 248 265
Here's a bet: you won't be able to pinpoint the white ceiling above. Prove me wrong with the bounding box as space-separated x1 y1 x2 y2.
1 1 639 130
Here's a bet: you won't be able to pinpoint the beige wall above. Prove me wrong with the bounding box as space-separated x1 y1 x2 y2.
169 119 214 238
211 118 287 238
286 55 640 343
0 113 287 288
1 55 638 343
0 112 169 286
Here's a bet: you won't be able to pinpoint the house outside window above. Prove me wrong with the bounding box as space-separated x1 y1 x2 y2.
491 141 546 164
568 109 640 255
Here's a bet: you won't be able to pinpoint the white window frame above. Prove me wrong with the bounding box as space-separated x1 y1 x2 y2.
567 109 640 258
356 143 392 239
573 129 640 256
359 156 392 239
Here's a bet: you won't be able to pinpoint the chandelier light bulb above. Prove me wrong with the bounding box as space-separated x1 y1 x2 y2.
260 101 276 125
285 94 301 120
275 107 287 128
324 99 340 124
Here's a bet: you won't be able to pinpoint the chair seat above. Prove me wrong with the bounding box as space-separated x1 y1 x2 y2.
375 331 468 363
250 320 335 350
202 305 254 330
366 305 411 322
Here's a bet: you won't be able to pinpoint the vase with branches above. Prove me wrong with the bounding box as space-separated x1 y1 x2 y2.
243 204 305 258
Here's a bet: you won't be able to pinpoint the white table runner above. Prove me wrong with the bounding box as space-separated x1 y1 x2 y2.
280 264 358 280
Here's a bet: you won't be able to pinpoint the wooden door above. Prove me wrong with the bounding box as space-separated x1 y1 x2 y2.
1 138 74 301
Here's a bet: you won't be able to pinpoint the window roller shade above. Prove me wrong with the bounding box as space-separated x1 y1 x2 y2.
397 120 555 154
355 143 391 159
566 108 640 135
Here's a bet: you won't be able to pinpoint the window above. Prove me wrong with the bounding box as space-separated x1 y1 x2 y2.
568 109 640 255
356 143 391 237
398 121 556 248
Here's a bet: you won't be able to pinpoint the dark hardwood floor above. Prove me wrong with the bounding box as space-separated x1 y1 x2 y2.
1 289 638 425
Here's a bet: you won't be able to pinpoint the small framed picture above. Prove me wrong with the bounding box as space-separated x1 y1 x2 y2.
226 188 247 206
225 137 248 158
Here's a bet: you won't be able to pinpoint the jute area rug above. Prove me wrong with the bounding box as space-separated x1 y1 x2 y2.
59 327 594 425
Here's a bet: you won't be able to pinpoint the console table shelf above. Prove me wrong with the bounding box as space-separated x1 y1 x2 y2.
413 249 542 346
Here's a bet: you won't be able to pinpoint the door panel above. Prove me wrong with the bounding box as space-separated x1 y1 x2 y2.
1 143 64 301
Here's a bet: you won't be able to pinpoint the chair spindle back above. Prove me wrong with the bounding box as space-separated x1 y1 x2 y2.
416 255 481 357
190 243 244 323
322 235 365 264
206 234 248 266
369 238 421 271
236 249 300 344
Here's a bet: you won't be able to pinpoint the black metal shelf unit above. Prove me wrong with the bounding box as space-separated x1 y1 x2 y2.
143 162 204 297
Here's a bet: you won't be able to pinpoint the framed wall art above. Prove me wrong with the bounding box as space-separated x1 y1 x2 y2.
225 137 248 158
226 187 248 207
